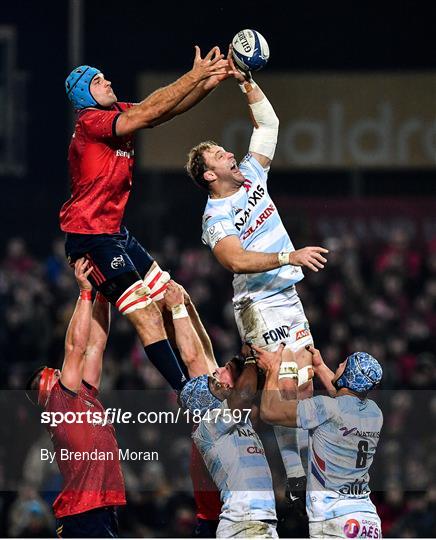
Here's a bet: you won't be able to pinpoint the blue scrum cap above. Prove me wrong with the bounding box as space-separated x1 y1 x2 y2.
179 374 222 415
334 352 382 394
65 65 101 109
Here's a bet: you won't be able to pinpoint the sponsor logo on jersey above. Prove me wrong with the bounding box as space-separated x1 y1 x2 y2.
237 427 256 438
206 222 227 248
339 478 370 496
111 255 126 269
243 179 252 192
295 322 311 341
234 184 265 231
340 426 380 438
233 207 243 215
340 426 358 437
92 417 113 427
241 203 276 240
345 518 380 538
263 325 290 345
115 149 134 158
360 519 381 538
344 519 360 538
247 446 265 455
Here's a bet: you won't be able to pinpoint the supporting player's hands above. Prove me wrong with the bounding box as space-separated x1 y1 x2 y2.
178 284 192 306
252 343 285 372
288 246 329 272
163 280 184 309
191 46 229 84
305 345 325 370
74 258 93 291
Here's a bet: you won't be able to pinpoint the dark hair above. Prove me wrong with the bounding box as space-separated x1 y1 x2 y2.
229 355 246 378
25 366 45 405
185 140 218 190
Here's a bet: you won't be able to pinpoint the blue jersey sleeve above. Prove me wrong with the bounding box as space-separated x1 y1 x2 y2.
297 395 337 430
239 153 269 185
202 211 239 250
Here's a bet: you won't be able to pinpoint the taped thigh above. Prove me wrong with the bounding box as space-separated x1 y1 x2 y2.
115 280 151 315
144 264 171 302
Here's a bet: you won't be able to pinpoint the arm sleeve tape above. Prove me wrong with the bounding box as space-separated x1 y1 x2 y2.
248 97 279 160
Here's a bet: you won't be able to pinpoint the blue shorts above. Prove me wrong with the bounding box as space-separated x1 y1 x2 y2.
65 227 154 304
56 506 119 538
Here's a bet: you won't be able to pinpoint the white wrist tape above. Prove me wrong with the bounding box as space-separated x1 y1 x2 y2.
172 304 189 320
278 361 298 380
278 251 289 266
298 366 313 386
248 97 279 160
244 357 257 366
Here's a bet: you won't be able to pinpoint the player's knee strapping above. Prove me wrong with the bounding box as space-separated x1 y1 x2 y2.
116 280 151 315
144 264 171 302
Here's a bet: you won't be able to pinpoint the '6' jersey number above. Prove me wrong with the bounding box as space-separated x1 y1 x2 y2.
356 440 369 468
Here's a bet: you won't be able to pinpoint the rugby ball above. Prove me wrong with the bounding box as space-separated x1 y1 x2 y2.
231 29 269 72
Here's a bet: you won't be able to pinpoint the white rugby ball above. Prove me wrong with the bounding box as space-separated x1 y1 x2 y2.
231 29 269 72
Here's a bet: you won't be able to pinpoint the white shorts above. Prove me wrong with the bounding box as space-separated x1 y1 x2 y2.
217 519 278 538
309 512 382 538
234 286 313 353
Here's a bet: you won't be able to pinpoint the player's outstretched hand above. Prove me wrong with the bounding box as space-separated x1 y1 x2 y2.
288 246 329 272
74 258 93 291
226 44 251 83
163 280 184 309
305 344 325 370
252 343 285 372
191 46 229 82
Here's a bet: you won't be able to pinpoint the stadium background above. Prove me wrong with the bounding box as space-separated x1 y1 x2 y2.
1 1 435 537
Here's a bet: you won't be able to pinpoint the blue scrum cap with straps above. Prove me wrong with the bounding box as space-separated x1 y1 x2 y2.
65 65 101 109
179 374 222 415
334 352 382 394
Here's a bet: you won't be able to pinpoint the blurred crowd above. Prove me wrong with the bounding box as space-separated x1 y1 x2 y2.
0 225 435 537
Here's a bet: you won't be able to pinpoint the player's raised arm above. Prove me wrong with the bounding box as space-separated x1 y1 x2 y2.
115 46 229 136
82 293 110 391
60 259 93 393
213 234 329 274
163 280 211 378
180 285 218 373
147 47 232 128
305 345 337 397
255 344 299 427
228 49 278 170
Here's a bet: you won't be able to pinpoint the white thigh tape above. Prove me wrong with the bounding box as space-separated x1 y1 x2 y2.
278 361 298 380
298 366 313 386
116 280 151 315
144 265 171 301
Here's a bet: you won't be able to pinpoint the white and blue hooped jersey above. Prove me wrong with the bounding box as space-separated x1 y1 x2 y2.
201 154 303 306
297 395 383 522
193 400 277 523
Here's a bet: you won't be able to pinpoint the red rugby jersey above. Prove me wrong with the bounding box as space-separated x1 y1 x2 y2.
190 432 221 521
46 380 126 518
59 103 135 234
